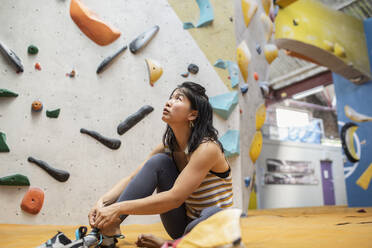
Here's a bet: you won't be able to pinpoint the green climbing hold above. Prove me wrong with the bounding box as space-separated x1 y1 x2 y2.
46 108 60 118
0 174 30 186
28 45 39 55
0 132 10 152
0 88 18 97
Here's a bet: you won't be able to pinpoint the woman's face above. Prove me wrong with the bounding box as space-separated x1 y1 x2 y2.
162 88 196 125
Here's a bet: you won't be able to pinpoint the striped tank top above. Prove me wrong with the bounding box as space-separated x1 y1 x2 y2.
164 143 234 219
184 163 234 219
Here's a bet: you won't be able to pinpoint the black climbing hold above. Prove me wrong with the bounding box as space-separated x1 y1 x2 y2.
256 44 262 55
117 105 154 135
80 128 121 150
28 156 70 182
129 25 160 54
97 45 127 74
0 41 24 73
188 64 199 74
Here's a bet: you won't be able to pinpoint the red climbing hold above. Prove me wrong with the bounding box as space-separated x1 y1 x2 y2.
20 187 44 215
254 72 259 81
35 63 41 71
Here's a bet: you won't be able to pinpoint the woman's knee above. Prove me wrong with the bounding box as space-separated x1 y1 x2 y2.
144 153 175 171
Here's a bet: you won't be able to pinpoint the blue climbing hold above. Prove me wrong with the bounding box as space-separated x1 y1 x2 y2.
209 91 239 120
219 130 240 158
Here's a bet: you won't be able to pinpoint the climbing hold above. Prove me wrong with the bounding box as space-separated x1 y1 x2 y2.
188 64 199 74
244 176 251 187
226 61 239 88
340 122 359 163
70 0 121 46
249 131 263 163
323 40 334 52
240 84 249 94
28 156 70 182
259 81 270 97
0 41 24 73
261 0 271 15
0 88 18 97
237 40 251 82
214 59 227 69
260 13 273 41
46 108 61 118
80 128 121 150
293 18 299 26
0 132 10 152
281 92 287 98
20 187 44 215
255 103 266 130
334 43 346 58
181 72 189 78
209 91 239 120
145 59 163 86
255 44 262 54
253 72 259 81
28 45 39 55
344 105 372 123
183 22 195 29
31 100 43 112
96 45 127 73
356 163 372 190
0 174 30 186
219 130 240 157
129 25 159 54
229 17 233 22
264 44 278 64
195 0 214 28
66 69 76 78
35 62 41 70
241 0 257 27
117 105 154 135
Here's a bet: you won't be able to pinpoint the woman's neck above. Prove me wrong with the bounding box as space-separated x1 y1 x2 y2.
170 123 191 152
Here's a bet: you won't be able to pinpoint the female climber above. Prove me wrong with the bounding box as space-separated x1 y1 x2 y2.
88 81 234 248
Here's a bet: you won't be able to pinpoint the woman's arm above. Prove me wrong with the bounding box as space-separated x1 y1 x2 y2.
114 141 221 215
98 142 166 205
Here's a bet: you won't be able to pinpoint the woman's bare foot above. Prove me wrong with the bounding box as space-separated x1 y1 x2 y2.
135 234 167 248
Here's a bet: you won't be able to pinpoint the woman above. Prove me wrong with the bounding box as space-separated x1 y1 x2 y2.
89 82 233 248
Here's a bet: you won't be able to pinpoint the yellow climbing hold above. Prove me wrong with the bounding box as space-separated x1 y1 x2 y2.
261 0 271 15
255 103 266 130
356 163 372 190
237 40 251 82
323 40 334 52
250 131 263 164
241 0 257 27
334 43 346 58
145 59 163 86
260 13 273 41
264 44 278 64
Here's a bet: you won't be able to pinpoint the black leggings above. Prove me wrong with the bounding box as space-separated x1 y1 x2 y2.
116 153 222 239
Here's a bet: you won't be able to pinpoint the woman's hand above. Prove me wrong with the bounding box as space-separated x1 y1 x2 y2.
93 202 122 230
88 198 105 227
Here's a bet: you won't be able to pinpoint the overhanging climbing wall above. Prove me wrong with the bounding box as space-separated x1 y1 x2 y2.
0 0 242 225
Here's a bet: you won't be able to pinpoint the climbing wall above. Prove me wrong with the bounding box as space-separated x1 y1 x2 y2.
0 0 242 225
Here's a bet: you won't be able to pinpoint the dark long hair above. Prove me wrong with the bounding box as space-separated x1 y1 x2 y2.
162 82 224 154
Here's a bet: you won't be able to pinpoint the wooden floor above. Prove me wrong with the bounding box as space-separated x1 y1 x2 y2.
1 206 372 248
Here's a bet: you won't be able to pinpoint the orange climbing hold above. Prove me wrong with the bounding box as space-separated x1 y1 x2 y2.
254 72 259 80
20 187 44 215
70 0 121 46
35 63 41 70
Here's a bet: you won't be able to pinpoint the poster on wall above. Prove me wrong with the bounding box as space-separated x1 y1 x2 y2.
264 159 319 185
